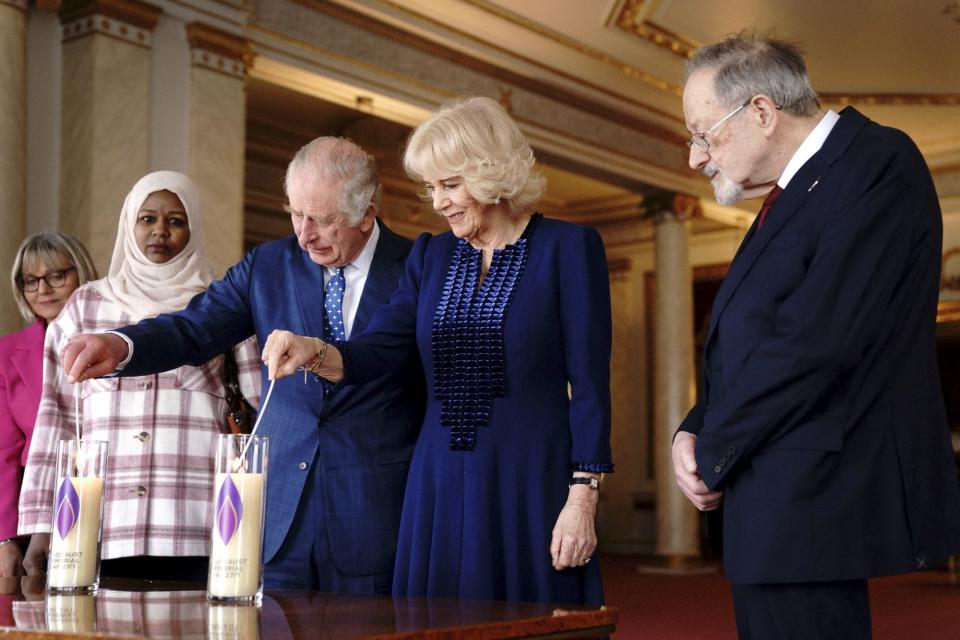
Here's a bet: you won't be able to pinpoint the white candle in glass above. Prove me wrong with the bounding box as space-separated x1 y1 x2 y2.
47 439 107 592
207 470 265 599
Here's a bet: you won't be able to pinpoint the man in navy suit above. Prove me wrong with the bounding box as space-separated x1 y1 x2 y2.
61 137 423 593
672 33 960 638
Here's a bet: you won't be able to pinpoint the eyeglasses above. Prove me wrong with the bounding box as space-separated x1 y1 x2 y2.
686 99 752 152
21 267 76 292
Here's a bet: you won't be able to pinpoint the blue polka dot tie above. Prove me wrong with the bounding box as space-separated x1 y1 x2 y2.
323 267 346 341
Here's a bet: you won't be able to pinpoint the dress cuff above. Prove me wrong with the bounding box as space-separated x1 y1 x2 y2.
106 330 134 371
569 462 614 474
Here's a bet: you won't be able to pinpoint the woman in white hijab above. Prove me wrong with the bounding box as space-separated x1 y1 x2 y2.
18 171 261 582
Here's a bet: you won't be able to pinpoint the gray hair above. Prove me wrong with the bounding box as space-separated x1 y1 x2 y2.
685 31 820 117
283 137 381 225
10 231 98 322
403 96 546 215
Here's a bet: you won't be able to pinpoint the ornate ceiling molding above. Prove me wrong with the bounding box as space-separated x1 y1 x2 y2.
820 93 960 106
60 0 160 47
361 0 684 114
612 0 697 60
186 22 250 78
279 0 687 145
457 0 682 97
0 0 28 12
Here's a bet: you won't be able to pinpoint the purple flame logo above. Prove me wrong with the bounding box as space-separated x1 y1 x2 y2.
55 476 81 540
216 474 243 545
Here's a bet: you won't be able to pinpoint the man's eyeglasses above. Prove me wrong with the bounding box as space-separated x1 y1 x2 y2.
686 99 753 152
21 267 76 292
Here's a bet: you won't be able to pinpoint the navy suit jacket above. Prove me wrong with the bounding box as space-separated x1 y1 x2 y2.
118 220 423 575
679 107 960 584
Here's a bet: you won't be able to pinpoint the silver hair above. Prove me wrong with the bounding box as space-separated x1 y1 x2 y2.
283 137 381 225
11 231 98 322
685 31 820 117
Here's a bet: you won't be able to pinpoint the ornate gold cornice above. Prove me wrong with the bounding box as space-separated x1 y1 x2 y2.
821 93 960 106
60 0 160 47
186 23 250 78
0 0 28 12
613 0 697 60
938 301 960 323
295 0 686 141
459 0 683 98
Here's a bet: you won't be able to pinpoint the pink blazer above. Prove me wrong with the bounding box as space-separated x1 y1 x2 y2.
0 320 44 540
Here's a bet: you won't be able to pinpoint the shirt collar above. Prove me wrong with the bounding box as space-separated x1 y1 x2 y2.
326 218 380 277
778 110 840 189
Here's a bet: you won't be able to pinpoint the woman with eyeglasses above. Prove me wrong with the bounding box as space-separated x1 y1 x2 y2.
17 171 260 582
0 232 98 576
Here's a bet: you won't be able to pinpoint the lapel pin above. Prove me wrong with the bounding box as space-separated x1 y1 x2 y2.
807 177 821 192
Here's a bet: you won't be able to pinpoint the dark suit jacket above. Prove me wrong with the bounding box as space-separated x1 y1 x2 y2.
679 107 960 584
118 220 424 576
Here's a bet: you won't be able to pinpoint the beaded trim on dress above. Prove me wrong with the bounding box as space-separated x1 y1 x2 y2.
431 214 542 450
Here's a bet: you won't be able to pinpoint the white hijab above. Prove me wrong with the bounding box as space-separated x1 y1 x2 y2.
91 171 216 322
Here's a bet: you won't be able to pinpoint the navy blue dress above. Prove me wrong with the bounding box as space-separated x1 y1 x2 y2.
340 215 613 604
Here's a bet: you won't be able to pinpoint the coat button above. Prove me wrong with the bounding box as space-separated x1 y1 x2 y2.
714 464 723 474
298 462 308 470
136 431 150 442
132 485 147 496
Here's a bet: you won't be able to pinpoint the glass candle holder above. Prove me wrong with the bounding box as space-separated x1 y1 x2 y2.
46 439 108 593
45 593 97 633
207 434 268 603
208 602 261 640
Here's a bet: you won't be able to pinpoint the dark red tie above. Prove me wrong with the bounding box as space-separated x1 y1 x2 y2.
756 185 783 228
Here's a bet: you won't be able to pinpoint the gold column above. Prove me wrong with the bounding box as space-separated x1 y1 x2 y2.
0 0 27 333
185 24 248 276
58 0 161 273
652 194 700 560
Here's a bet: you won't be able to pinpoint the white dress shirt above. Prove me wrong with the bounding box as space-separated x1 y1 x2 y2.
778 110 840 189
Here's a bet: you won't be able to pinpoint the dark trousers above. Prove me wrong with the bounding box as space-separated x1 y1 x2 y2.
731 579 871 640
262 456 392 594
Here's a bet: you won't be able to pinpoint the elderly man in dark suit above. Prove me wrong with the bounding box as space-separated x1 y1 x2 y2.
60 137 423 594
672 32 960 638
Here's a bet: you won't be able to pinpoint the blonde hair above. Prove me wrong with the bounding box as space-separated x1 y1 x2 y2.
10 231 98 322
403 96 546 215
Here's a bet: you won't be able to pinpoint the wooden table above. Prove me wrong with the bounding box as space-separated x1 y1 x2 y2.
0 576 616 639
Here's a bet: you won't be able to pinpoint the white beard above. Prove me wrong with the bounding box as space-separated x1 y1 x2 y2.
706 164 743 205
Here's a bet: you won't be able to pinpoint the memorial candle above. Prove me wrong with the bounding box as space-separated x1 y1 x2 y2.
208 434 268 602
47 440 108 593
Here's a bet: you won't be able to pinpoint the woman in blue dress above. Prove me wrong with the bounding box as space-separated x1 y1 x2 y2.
263 96 613 605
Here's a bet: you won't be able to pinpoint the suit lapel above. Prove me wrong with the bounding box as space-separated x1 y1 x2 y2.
353 220 407 335
704 107 871 353
11 321 45 407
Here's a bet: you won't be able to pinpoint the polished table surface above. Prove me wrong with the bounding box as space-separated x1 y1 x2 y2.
0 576 616 639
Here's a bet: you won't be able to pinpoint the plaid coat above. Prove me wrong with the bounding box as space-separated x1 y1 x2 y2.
18 284 260 559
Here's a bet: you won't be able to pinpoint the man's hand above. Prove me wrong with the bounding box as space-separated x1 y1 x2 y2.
21 534 49 576
672 432 723 511
261 330 322 381
61 334 129 383
0 542 23 577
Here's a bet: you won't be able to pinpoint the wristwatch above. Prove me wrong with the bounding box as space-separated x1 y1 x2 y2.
568 476 600 490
